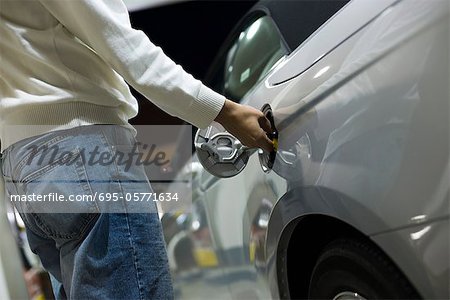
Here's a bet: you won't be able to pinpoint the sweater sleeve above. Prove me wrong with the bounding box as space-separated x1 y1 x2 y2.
37 0 225 129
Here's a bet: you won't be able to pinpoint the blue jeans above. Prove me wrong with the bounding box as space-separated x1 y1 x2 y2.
1 125 173 299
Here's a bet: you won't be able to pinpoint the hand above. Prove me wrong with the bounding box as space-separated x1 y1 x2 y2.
215 100 274 152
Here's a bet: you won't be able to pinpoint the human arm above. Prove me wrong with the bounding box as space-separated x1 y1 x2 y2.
37 0 223 128
37 0 272 151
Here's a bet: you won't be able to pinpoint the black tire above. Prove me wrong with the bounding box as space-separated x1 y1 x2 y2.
308 238 420 299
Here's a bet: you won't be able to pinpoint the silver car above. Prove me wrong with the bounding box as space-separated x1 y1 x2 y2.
164 0 449 298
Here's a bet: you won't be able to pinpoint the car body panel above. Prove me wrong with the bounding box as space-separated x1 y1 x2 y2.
245 0 449 232
167 0 450 298
371 219 450 298
268 0 399 85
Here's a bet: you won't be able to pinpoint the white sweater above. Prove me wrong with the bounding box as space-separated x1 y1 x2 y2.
0 0 226 151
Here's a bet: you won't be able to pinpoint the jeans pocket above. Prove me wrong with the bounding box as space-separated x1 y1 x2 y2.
14 147 99 240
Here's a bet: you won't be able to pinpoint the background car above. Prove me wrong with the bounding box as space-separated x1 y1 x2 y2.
164 0 449 299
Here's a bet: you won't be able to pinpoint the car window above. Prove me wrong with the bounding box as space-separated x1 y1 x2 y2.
209 15 288 101
265 0 351 52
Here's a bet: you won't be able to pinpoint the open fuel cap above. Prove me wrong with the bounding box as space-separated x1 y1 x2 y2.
195 122 254 178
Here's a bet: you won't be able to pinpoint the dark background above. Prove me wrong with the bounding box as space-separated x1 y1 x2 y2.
129 1 257 125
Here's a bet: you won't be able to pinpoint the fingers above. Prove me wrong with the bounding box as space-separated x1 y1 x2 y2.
217 103 275 152
241 130 273 152
254 112 274 152
263 138 274 153
257 113 274 152
259 114 272 133
258 130 274 153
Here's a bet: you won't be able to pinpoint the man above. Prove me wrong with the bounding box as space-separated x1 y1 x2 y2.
0 0 273 299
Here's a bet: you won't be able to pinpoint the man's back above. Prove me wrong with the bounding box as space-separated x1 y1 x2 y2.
0 0 138 151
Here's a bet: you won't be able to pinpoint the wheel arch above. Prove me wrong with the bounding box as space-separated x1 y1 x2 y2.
265 187 421 299
277 215 372 299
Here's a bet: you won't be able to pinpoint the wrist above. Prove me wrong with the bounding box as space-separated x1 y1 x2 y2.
214 99 237 125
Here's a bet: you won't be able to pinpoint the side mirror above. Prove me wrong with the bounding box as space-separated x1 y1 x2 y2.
194 122 255 178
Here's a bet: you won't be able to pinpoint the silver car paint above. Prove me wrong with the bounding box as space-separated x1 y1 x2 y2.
371 219 449 298
168 0 449 298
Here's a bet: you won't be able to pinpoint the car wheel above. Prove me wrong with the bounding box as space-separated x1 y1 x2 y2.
308 239 420 299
